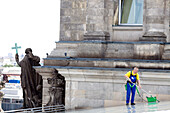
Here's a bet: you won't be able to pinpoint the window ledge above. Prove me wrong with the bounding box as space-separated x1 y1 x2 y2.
112 25 143 30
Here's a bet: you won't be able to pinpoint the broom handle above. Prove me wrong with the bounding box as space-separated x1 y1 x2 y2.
141 89 152 96
130 82 152 96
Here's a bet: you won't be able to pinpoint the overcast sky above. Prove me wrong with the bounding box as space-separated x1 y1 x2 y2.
0 0 60 59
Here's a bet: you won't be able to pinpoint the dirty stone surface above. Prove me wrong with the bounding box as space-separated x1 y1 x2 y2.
61 101 170 113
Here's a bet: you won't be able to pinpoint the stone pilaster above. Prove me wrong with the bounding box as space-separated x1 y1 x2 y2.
140 0 169 42
60 0 114 41
84 0 114 40
60 0 87 41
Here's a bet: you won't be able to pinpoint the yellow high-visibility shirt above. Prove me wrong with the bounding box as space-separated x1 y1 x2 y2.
125 71 139 80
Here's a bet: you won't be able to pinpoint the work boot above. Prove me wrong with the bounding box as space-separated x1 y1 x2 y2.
131 103 135 105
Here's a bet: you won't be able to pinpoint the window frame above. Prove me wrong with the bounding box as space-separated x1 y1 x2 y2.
118 0 143 26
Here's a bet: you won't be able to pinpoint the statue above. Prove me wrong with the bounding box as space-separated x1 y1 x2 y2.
0 81 5 112
46 69 65 106
15 48 42 108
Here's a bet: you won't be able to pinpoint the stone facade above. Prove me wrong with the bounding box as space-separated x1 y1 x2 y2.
140 0 169 42
60 0 86 41
60 0 114 41
35 0 170 110
60 0 169 42
35 67 170 109
55 0 170 60
50 41 165 60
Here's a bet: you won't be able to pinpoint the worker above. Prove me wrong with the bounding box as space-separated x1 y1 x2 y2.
124 67 141 105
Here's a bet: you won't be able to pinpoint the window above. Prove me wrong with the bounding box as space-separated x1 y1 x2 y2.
119 0 143 25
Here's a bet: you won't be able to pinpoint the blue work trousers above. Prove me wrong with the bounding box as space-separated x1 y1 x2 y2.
126 83 136 104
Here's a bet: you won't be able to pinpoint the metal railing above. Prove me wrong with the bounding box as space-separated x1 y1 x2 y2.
3 105 65 113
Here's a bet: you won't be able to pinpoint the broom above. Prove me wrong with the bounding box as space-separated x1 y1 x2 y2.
140 88 160 103
125 82 160 103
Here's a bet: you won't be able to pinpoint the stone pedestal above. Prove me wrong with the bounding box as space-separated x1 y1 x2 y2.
162 44 170 60
140 0 169 42
140 32 167 42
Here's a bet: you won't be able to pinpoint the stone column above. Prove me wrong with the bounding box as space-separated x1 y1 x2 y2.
140 0 169 42
84 0 114 41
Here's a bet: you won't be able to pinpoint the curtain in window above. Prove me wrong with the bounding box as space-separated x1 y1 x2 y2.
121 0 143 24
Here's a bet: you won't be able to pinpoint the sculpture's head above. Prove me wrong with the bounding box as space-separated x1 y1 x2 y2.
25 48 32 54
25 48 33 58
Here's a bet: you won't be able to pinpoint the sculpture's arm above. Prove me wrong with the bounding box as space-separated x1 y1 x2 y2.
33 56 40 62
32 56 41 66
15 54 21 66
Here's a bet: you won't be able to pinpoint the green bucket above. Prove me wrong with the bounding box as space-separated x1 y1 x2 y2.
146 96 157 102
125 84 127 90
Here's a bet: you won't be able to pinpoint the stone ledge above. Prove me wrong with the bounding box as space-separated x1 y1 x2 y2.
56 40 166 44
34 66 170 73
84 31 110 40
112 26 143 30
35 67 170 86
44 57 170 63
43 58 170 70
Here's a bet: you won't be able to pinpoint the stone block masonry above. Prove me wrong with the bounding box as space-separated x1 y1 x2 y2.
60 0 114 41
50 41 166 60
35 67 170 110
34 0 170 110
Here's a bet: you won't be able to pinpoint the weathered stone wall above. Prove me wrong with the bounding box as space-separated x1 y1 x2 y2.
60 0 87 41
60 0 114 41
169 1 170 26
143 0 169 33
165 0 170 41
60 0 169 42
35 67 170 110
112 0 170 42
112 26 143 42
86 0 113 32
50 41 165 60
141 0 169 42
37 0 170 110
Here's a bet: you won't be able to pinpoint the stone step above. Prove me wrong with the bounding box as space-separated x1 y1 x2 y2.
49 41 167 60
43 57 170 69
162 53 170 60
162 44 170 60
163 44 170 50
